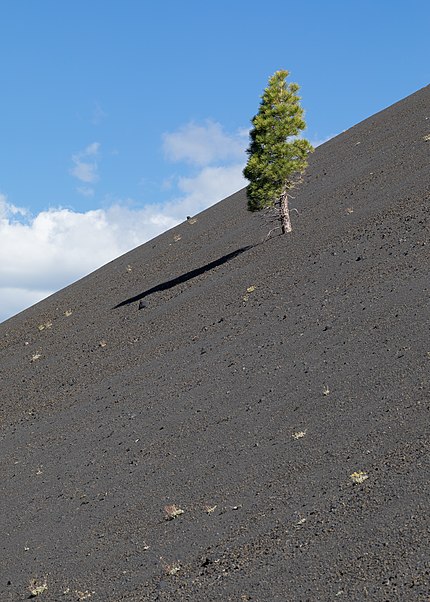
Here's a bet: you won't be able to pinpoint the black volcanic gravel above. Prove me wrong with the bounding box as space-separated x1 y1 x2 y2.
1 85 429 601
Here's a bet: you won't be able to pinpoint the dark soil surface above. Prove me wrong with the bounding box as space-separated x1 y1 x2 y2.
1 85 429 601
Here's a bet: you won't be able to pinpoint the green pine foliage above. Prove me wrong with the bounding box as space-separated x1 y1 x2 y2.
243 70 313 212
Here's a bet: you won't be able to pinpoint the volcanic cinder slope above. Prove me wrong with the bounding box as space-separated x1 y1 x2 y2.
1 86 429 602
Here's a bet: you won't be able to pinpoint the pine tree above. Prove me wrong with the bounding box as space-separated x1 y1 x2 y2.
243 70 313 234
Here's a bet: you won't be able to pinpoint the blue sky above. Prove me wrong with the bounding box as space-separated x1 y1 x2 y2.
1 0 429 323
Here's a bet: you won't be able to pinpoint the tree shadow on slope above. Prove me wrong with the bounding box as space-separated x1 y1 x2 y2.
113 245 253 309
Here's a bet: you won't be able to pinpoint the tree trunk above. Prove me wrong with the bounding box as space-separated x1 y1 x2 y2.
279 188 292 234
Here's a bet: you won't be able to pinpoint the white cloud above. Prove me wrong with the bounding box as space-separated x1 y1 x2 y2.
0 193 28 220
1 287 53 324
70 142 100 185
0 195 172 293
163 120 248 166
83 142 100 156
174 164 246 216
160 119 248 216
0 164 246 323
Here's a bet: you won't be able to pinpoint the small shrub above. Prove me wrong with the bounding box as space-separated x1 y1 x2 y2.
164 504 184 520
350 470 369 484
292 430 306 440
28 578 48 597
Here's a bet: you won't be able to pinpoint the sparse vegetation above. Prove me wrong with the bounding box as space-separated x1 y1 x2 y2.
292 430 306 439
243 285 256 302
28 578 48 597
62 587 94 599
163 561 181 576
75 590 94 600
164 504 184 520
350 470 369 484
